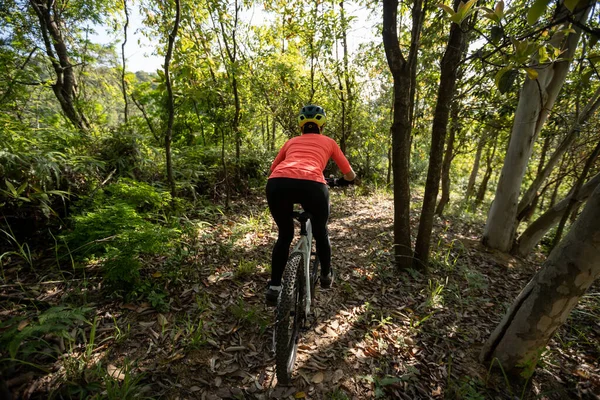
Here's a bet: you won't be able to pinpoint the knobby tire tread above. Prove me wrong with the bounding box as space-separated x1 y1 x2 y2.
275 252 304 385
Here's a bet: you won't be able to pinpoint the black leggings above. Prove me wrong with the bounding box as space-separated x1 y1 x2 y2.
266 178 331 286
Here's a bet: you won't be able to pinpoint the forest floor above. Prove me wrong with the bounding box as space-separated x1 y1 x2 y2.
1 188 599 399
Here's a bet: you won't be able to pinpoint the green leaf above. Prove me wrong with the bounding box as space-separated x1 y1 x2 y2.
527 0 552 25
5 180 16 196
590 34 599 49
494 0 505 17
16 182 27 196
564 0 580 11
495 66 517 94
491 26 504 44
438 3 456 17
525 68 539 79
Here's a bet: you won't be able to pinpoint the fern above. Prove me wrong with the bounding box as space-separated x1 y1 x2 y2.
0 306 92 360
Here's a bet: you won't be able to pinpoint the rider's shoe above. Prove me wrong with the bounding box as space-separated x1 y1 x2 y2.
320 269 334 289
265 283 282 307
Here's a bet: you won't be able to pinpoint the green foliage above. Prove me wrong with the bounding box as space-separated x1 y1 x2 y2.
229 298 269 333
66 179 177 290
0 306 92 360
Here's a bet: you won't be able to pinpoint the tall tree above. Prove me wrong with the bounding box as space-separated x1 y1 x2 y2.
414 0 468 268
512 171 600 256
164 0 181 199
481 181 600 377
517 85 600 221
28 0 91 132
482 1 593 252
382 0 425 269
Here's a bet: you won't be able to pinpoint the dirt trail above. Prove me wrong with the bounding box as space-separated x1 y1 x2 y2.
2 190 598 399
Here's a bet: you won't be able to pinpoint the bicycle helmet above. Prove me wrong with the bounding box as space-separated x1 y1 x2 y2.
298 104 326 128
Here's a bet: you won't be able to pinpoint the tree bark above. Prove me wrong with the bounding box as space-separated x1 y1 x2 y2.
517 85 600 220
551 139 600 248
481 182 600 376
414 5 466 268
475 136 498 206
482 2 592 252
164 0 181 200
465 134 485 202
382 0 424 270
218 0 241 164
121 0 129 125
512 172 600 257
435 103 458 216
29 0 90 132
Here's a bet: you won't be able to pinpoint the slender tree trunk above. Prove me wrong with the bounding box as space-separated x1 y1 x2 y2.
481 182 600 376
221 127 230 208
217 0 241 164
340 0 352 154
271 114 276 151
414 5 465 268
131 93 157 140
466 134 485 201
382 0 424 270
121 0 129 125
512 172 600 256
518 86 600 219
164 0 181 200
551 140 600 248
29 0 90 132
482 2 592 252
435 104 458 216
475 136 498 206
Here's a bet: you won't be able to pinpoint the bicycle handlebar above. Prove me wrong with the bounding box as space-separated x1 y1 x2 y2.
325 176 354 187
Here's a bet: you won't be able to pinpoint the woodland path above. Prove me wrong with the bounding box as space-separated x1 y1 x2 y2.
2 190 599 399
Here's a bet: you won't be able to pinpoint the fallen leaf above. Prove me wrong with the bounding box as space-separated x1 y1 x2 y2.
121 304 137 311
312 372 324 384
295 392 306 398
332 369 344 383
18 320 29 331
107 365 125 381
152 271 162 278
157 313 168 327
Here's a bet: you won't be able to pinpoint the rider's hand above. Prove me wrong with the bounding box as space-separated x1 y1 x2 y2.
335 177 353 187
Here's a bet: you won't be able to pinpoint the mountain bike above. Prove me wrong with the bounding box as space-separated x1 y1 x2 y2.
273 177 345 385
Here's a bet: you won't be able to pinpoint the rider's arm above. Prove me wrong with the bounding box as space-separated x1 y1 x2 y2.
330 140 355 183
270 141 290 172
343 169 356 182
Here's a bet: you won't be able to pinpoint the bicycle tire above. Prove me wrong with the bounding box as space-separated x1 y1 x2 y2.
310 254 319 303
275 252 304 385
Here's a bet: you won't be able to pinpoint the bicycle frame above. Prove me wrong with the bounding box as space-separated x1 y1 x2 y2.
290 214 313 317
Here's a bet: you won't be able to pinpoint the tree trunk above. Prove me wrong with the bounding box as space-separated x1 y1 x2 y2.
29 0 90 132
482 2 592 252
481 182 600 376
517 85 600 220
551 139 600 248
465 134 485 202
475 136 498 206
121 0 129 125
164 0 181 200
435 104 458 216
414 5 466 268
382 0 424 269
512 172 600 257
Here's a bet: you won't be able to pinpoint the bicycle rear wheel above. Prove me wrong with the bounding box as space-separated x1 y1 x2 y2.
275 252 305 385
310 254 319 303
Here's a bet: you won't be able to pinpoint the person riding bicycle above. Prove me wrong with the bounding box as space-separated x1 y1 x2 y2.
265 104 356 306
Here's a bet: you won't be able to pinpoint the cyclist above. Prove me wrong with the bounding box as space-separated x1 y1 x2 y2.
265 104 356 306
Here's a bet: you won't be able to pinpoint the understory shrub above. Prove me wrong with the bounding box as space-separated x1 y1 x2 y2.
66 179 178 290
